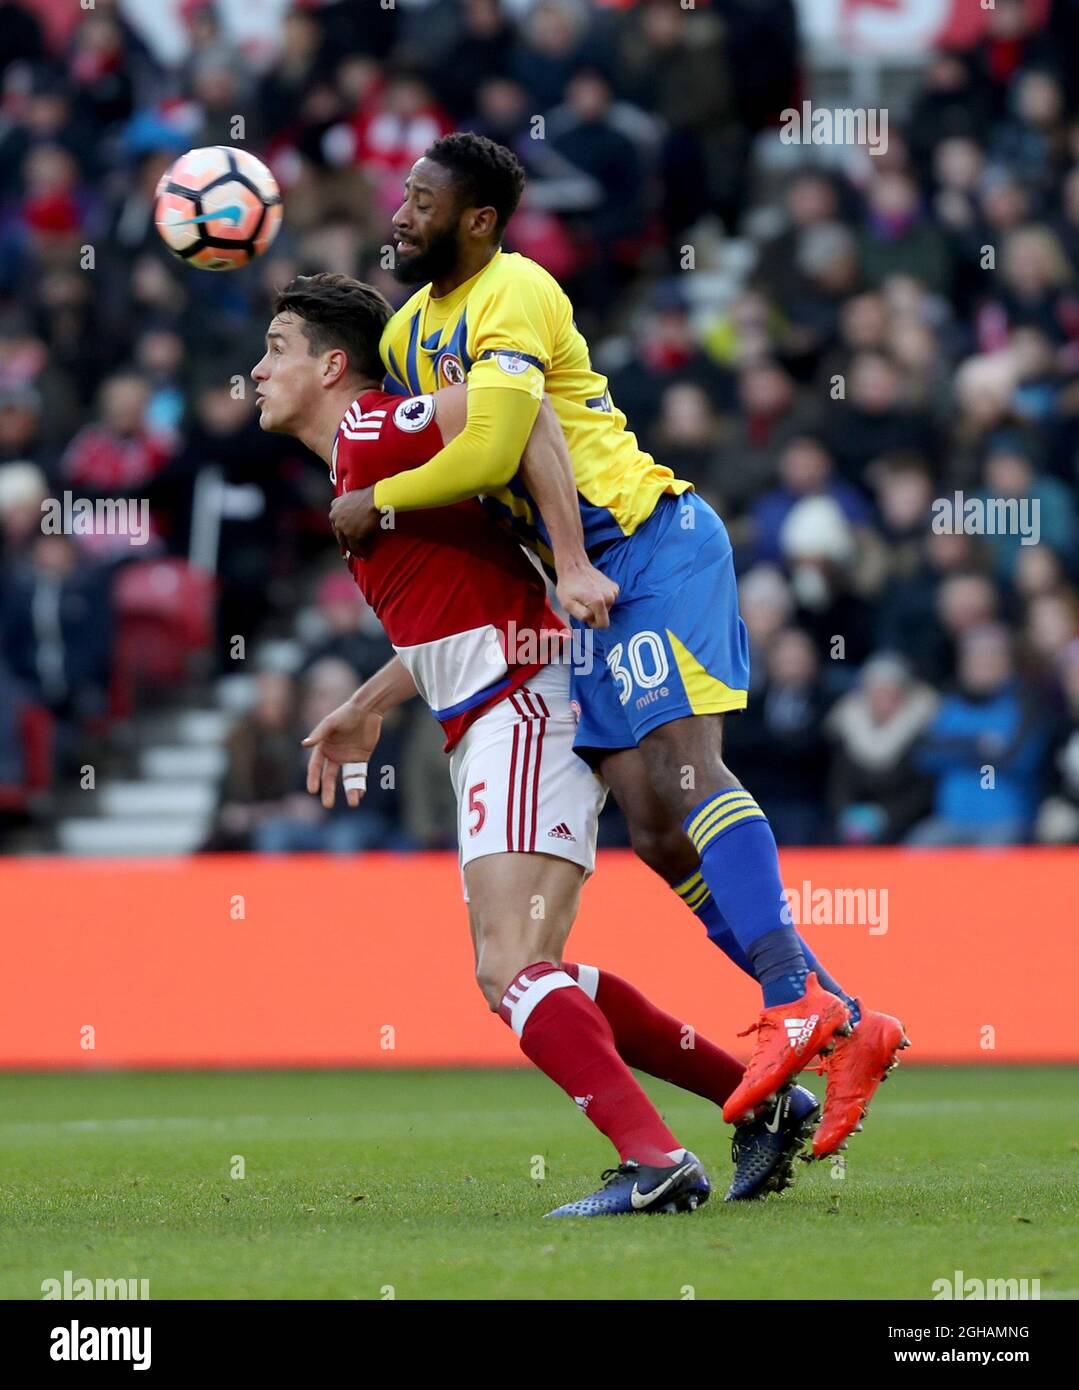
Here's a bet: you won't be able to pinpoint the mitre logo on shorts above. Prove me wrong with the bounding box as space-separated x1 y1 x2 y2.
438 353 465 384
393 395 435 432
494 352 529 375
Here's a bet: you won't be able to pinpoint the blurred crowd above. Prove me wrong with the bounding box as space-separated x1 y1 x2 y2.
0 0 1077 851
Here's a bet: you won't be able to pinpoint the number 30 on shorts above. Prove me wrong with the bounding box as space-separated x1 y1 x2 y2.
606 631 670 705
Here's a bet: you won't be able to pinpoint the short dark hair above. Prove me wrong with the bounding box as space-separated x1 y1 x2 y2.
272 274 392 382
424 132 525 240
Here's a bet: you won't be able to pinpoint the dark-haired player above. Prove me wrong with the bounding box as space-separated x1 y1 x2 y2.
253 272 819 1214
330 133 909 1162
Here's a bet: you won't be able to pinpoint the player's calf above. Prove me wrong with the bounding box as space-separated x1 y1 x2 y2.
561 962 814 1203
466 858 696 1183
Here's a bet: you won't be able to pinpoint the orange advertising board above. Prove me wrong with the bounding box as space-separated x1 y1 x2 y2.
1 849 1075 1068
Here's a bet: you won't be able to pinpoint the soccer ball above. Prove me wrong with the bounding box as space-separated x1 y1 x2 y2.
154 146 283 271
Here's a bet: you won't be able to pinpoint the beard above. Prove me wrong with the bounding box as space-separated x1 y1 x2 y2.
392 223 462 285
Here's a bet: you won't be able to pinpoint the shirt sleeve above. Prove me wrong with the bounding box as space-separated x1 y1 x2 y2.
371 268 558 512
463 271 556 400
373 386 539 512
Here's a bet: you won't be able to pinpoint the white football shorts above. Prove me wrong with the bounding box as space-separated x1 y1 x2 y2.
448 658 607 891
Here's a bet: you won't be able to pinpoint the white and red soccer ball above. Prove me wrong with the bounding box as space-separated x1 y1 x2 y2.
154 146 283 271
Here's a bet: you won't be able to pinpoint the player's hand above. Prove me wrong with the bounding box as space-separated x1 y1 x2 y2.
557 561 619 629
329 486 379 555
302 699 384 809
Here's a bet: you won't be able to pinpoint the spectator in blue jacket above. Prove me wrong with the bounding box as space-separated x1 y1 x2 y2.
907 624 1048 846
976 441 1076 583
749 434 874 565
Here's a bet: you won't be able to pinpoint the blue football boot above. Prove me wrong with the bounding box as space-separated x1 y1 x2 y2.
545 1150 710 1217
724 1083 820 1201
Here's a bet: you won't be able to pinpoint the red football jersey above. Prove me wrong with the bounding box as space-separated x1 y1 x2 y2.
331 389 565 749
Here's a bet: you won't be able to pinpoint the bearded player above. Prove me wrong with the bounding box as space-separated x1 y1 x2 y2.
253 272 819 1213
330 134 909 1161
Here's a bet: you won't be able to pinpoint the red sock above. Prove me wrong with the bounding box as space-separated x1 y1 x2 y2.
563 963 744 1108
499 962 681 1166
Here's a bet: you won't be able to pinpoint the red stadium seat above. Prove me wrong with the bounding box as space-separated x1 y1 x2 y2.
111 561 216 719
0 702 54 811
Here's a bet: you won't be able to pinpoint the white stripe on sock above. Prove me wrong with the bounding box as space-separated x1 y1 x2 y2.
573 963 600 1001
504 969 577 1037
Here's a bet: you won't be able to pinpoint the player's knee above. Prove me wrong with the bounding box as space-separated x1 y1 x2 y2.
686 761 741 811
475 957 515 1012
627 821 698 886
626 823 666 876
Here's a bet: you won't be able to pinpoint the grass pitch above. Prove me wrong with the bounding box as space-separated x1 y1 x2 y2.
0 1067 1075 1300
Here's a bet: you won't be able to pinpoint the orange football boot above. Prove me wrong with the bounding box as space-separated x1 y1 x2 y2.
811 1005 910 1158
722 973 851 1125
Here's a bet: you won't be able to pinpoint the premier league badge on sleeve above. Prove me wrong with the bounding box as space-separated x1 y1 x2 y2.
394 395 435 432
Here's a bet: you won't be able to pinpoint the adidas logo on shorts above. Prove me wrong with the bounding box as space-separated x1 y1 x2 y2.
547 822 576 842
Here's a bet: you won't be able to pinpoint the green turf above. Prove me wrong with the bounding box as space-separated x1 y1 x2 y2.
0 1067 1075 1300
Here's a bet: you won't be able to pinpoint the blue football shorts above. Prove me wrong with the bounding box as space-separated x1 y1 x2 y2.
569 492 750 761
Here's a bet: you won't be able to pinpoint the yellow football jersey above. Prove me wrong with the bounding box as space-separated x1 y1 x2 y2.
379 249 691 561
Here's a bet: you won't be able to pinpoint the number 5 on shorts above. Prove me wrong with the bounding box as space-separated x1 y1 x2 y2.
467 781 487 836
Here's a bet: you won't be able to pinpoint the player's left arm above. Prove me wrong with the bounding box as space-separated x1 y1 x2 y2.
522 397 618 628
329 389 538 548
431 386 616 626
329 383 468 551
302 656 419 809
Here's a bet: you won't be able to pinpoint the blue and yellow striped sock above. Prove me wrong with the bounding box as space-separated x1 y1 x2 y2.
674 869 859 1021
683 787 807 1007
672 870 755 977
